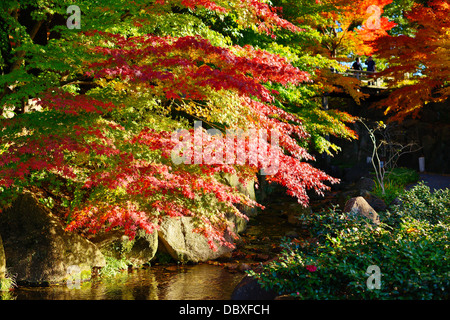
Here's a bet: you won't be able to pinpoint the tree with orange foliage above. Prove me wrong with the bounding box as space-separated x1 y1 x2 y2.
274 0 396 104
373 0 450 121
289 0 396 59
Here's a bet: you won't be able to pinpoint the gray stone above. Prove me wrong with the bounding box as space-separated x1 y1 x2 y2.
91 229 158 267
0 192 105 285
343 196 380 225
158 216 233 263
231 275 277 300
156 174 257 263
226 212 248 235
359 190 387 212
223 173 257 234
125 231 158 266
356 177 376 192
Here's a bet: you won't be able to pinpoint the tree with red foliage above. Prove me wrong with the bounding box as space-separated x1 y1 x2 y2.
0 0 340 249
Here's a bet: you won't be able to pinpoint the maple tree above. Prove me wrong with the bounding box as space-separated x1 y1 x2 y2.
0 0 342 249
254 0 397 128
382 0 428 36
279 0 396 59
372 0 450 121
305 0 396 102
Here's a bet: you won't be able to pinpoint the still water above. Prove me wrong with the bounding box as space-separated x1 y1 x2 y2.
7 193 306 300
11 264 245 300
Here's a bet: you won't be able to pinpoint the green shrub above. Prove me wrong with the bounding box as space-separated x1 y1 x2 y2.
371 167 420 205
0 270 17 300
248 185 450 299
372 180 404 205
100 256 131 278
393 182 450 225
386 167 420 186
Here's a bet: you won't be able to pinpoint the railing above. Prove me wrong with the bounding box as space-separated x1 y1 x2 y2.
342 69 383 87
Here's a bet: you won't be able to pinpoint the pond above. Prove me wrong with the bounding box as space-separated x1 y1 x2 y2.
6 191 316 301
10 264 245 300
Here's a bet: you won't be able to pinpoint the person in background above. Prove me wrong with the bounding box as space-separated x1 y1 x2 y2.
365 56 377 85
365 56 376 72
352 57 363 71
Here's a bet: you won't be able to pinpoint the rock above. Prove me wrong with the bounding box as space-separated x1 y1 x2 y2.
255 174 285 204
356 177 376 192
337 190 358 208
285 230 299 238
223 173 257 233
231 275 278 300
0 234 5 279
226 212 248 235
157 216 233 263
367 196 387 212
223 173 257 216
90 229 158 267
125 231 158 266
0 192 105 285
154 174 256 264
343 196 380 225
359 190 387 212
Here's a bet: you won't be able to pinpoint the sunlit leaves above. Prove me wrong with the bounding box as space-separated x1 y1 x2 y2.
0 0 341 249
373 0 450 121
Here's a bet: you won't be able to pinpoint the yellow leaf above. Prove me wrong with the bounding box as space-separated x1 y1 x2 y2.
406 227 418 234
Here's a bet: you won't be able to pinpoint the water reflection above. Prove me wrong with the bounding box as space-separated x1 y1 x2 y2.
11 264 245 300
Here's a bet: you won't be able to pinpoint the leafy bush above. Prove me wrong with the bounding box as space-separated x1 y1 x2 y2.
99 256 131 278
0 269 17 300
248 184 450 299
393 182 450 225
372 180 404 205
386 167 420 186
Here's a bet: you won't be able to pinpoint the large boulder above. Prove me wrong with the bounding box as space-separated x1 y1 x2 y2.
124 231 158 265
343 196 380 225
91 229 158 267
158 216 233 263
356 177 376 192
223 173 257 233
231 275 278 300
0 234 5 279
0 192 105 285
156 175 257 263
359 190 387 212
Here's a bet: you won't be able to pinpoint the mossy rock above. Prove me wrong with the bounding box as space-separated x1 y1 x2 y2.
0 192 105 285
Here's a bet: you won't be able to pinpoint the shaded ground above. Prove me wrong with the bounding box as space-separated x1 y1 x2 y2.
413 173 450 191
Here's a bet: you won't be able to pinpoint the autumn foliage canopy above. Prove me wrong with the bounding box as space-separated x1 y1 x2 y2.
0 0 340 249
1 0 446 249
373 0 450 120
